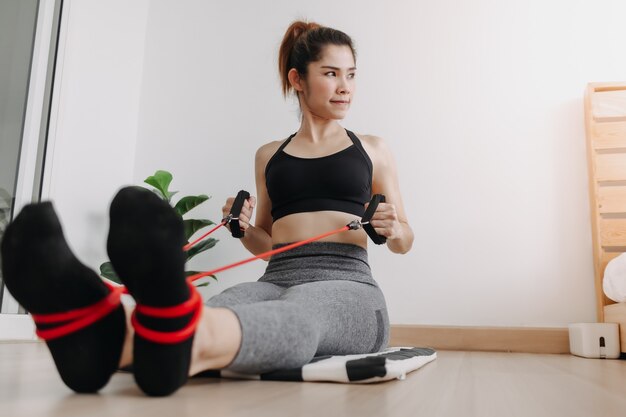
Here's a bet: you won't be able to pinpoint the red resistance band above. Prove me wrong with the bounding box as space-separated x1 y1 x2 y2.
30 192 384 342
182 221 226 252
31 281 124 341
186 225 349 283
132 280 203 344
30 222 347 342
184 192 386 282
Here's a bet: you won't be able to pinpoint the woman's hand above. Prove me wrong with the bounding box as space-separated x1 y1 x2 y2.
222 195 257 232
364 201 404 241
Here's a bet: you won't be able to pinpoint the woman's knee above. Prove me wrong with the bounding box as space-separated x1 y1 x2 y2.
225 301 320 373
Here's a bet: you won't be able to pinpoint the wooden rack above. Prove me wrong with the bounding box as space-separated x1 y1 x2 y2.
584 82 626 353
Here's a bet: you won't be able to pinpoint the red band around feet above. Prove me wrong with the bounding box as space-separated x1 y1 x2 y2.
131 281 202 344
31 281 124 341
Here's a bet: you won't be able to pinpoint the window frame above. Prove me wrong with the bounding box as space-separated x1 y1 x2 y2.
0 0 62 340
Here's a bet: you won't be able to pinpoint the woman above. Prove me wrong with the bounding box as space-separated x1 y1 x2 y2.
0 21 413 397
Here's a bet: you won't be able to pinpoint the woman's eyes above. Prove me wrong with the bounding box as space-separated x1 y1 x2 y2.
325 72 356 78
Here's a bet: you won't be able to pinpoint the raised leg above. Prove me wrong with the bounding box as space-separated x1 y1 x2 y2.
107 186 245 395
0 202 126 393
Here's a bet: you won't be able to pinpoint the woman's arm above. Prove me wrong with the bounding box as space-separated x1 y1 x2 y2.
365 135 414 254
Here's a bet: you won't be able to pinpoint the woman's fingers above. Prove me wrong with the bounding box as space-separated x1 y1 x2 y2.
365 202 401 239
222 197 235 218
238 198 256 230
223 196 256 231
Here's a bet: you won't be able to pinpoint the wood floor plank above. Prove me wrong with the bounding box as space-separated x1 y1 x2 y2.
1 342 625 417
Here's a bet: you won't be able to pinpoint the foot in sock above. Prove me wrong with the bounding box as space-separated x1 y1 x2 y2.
0 202 126 393
107 186 198 396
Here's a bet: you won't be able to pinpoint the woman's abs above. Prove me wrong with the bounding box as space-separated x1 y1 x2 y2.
271 211 368 248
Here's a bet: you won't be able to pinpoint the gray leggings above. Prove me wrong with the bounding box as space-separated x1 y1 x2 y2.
205 242 390 374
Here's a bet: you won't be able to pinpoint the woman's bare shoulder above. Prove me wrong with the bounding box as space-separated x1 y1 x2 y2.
255 136 290 166
354 133 390 156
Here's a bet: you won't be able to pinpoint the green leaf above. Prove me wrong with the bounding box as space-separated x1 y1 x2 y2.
185 238 218 261
175 195 210 217
0 208 8 224
186 272 217 287
100 261 121 284
167 191 179 202
144 170 177 201
183 219 216 241
185 271 217 280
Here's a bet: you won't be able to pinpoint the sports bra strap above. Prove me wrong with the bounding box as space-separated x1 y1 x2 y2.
346 129 373 174
276 133 296 153
264 133 297 177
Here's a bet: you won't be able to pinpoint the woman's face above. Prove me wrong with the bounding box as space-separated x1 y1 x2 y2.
299 44 356 120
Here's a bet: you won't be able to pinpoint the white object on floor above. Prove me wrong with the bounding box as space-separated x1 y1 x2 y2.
603 252 626 302
205 347 437 383
568 323 620 359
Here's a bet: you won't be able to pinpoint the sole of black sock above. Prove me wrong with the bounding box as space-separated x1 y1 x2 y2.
0 202 126 393
107 186 194 397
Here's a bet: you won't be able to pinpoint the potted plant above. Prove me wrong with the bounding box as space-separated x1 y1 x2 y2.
100 170 218 287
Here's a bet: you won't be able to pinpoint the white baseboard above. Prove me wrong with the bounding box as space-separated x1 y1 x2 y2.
0 314 37 341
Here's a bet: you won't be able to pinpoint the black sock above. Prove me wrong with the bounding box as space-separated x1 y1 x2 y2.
107 186 195 397
0 202 126 393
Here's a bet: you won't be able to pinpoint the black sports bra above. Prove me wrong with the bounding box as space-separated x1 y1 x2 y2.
265 128 373 222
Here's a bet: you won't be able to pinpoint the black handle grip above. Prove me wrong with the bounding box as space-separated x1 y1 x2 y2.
230 190 250 238
362 194 387 245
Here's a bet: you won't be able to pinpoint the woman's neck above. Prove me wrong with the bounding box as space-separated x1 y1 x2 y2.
295 118 344 144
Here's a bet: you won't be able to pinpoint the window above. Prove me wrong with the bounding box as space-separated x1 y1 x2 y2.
0 0 62 316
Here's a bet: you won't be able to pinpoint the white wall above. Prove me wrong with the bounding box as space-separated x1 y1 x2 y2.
48 0 626 327
42 0 149 267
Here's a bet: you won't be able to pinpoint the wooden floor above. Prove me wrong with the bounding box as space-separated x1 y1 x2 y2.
1 342 626 417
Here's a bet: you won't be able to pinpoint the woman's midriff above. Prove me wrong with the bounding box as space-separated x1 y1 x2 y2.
271 211 368 249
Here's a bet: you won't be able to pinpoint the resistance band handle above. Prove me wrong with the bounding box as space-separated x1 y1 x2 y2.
230 190 250 238
362 194 387 245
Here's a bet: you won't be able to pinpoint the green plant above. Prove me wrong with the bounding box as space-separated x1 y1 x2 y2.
99 170 218 287
0 188 12 289
0 187 11 235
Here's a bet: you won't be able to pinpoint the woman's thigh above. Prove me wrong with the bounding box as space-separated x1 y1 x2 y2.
279 280 390 355
205 281 284 308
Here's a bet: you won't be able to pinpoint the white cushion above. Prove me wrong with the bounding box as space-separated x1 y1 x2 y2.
603 253 626 302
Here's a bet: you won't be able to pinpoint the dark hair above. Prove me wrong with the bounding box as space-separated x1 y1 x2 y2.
278 20 356 99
